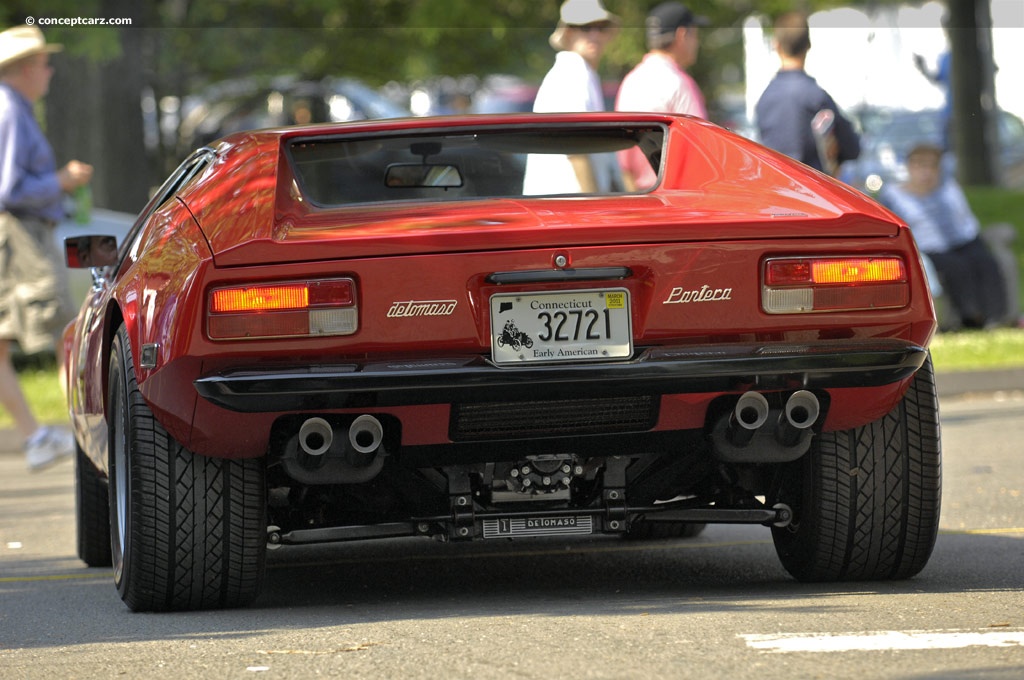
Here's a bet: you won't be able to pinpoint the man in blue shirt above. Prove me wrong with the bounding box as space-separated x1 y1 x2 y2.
0 24 92 471
754 12 860 175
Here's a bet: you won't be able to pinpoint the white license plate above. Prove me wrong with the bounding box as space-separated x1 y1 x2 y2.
490 289 632 365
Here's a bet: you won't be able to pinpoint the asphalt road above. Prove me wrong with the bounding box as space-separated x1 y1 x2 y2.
1 392 1023 679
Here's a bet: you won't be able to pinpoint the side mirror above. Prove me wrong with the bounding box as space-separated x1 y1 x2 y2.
65 235 119 268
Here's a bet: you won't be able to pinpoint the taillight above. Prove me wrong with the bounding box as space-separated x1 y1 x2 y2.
208 278 357 339
762 256 909 314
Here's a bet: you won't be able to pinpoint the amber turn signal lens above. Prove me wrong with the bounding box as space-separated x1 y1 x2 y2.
762 256 909 314
208 278 357 339
211 283 309 313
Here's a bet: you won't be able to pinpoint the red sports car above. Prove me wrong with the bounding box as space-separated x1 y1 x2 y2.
64 112 940 612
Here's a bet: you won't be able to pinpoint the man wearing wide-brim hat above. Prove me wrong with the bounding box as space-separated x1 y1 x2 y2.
523 0 622 196
0 24 93 471
0 25 92 205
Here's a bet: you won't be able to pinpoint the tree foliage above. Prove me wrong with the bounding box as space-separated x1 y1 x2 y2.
0 0 1001 212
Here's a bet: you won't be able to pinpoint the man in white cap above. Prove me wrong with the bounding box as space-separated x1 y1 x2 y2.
0 24 92 471
523 0 622 195
615 2 708 190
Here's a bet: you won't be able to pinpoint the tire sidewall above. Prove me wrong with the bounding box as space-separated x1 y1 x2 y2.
75 441 112 567
771 444 827 575
771 355 941 581
108 327 133 598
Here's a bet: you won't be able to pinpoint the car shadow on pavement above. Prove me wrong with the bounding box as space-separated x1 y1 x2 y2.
255 528 1023 611
0 528 1021 649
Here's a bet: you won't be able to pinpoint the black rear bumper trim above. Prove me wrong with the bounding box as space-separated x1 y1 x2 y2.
193 339 928 413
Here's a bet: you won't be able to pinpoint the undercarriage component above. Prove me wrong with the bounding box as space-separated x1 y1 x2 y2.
492 454 582 502
447 468 475 541
266 494 793 546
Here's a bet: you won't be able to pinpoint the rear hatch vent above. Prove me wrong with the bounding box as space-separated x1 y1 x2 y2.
450 396 659 441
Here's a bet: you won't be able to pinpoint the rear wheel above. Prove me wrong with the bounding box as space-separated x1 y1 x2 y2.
108 324 267 611
75 441 112 567
771 355 941 581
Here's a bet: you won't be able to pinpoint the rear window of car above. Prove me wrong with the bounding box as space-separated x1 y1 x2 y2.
287 125 665 206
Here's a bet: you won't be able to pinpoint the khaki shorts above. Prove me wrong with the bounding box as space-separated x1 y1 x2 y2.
0 212 60 355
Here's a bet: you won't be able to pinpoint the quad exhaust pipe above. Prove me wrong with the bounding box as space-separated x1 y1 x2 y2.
727 391 770 446
292 415 386 484
297 415 384 458
718 390 820 462
298 417 333 456
348 414 384 455
776 390 820 447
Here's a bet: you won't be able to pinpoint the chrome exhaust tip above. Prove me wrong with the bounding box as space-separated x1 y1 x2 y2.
776 390 820 447
728 391 770 446
298 417 333 457
348 414 384 455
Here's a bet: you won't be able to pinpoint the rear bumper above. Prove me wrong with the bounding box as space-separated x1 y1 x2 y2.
193 339 928 413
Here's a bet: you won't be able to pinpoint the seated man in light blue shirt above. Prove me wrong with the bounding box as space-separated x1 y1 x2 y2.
879 141 1006 329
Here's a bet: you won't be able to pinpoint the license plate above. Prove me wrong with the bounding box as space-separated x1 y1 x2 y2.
482 516 594 538
490 289 632 365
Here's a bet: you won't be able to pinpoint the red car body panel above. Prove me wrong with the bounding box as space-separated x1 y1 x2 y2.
65 112 935 466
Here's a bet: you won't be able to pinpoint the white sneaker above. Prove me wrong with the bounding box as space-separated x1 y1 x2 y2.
25 426 75 472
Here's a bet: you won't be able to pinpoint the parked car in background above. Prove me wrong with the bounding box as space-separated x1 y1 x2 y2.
470 75 539 114
65 111 940 612
839 107 1024 193
470 74 618 114
178 75 410 150
399 75 480 116
708 95 759 142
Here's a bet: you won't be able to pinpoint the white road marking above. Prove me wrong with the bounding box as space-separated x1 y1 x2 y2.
742 629 1024 653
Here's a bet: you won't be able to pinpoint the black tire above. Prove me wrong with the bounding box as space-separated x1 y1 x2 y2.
108 324 267 611
625 521 706 540
771 355 941 581
75 441 112 567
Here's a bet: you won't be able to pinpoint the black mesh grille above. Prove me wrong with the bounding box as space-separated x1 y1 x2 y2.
450 396 658 441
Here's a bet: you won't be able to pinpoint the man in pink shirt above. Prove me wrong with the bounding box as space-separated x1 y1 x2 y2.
615 2 708 190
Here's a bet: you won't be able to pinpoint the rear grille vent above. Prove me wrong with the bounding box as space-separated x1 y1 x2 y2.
450 396 658 441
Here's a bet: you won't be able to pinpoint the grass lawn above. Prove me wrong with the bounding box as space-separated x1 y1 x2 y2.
929 328 1024 372
9 366 69 427
1 362 67 428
